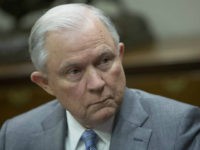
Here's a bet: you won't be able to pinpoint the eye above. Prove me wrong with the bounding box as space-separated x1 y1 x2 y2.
68 68 80 75
101 57 110 64
66 67 82 81
98 54 114 70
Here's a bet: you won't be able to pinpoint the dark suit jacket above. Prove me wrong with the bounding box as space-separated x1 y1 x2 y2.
1 88 200 150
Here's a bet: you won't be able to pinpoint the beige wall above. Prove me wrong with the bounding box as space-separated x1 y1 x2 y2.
123 0 200 41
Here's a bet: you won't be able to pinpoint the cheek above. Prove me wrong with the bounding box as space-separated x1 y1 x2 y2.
56 82 88 121
62 82 86 101
51 79 86 107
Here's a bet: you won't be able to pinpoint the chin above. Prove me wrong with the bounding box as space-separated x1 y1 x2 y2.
89 107 116 127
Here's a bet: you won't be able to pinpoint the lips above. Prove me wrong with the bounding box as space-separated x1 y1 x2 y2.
94 97 109 104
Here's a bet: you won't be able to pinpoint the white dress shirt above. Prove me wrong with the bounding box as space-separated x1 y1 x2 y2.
65 111 114 150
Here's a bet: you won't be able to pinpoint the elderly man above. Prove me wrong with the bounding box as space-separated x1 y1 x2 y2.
0 3 200 150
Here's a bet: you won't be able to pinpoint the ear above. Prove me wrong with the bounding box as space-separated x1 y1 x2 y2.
118 42 125 61
31 71 55 96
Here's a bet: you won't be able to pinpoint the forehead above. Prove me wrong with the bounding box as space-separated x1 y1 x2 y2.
44 18 116 70
45 16 115 52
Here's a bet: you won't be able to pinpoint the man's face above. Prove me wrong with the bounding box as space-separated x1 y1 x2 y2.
34 20 126 128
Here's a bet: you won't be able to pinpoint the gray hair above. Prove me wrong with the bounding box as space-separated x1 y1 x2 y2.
29 3 120 72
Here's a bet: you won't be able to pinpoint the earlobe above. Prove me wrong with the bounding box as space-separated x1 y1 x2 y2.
31 71 55 96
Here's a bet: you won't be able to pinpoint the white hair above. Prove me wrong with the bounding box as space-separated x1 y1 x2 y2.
29 3 120 72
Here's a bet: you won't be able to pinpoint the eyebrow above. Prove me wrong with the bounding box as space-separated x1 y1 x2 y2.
97 50 115 59
96 47 115 57
58 62 82 75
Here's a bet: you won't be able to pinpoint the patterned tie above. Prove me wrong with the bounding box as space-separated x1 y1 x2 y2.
81 129 98 150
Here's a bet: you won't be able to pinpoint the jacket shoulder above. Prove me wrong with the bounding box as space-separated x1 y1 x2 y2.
126 88 200 149
129 88 199 116
1 100 61 134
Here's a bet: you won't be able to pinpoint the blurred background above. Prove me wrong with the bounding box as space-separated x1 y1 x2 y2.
0 0 200 125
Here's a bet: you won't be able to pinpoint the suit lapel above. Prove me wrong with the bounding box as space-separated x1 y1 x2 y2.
110 88 152 150
29 101 67 150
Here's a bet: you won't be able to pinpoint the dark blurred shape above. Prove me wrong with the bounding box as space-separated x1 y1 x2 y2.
0 0 55 21
0 0 56 64
93 0 155 50
0 33 29 64
86 0 93 4
112 9 154 49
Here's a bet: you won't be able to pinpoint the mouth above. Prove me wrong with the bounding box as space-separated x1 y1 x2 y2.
91 96 114 106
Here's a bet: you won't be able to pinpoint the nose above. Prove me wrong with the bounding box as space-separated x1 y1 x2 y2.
86 67 105 92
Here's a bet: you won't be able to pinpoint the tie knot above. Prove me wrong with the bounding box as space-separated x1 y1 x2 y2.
81 129 98 150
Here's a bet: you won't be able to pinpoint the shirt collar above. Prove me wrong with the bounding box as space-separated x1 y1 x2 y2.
66 111 85 150
66 111 114 149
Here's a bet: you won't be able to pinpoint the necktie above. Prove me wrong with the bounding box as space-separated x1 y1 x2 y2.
81 129 98 150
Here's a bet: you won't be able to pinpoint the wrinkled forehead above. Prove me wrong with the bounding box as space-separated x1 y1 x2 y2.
44 20 116 73
45 19 115 53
